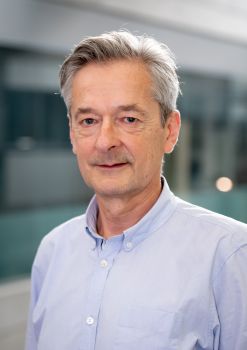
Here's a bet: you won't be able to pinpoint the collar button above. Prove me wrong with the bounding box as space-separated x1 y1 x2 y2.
125 241 133 251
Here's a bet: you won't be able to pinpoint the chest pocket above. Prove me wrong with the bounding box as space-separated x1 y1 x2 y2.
113 305 178 350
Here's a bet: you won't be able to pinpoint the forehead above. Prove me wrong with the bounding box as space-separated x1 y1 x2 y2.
71 59 153 95
69 59 160 119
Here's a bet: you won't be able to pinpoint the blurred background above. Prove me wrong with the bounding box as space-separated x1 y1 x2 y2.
0 0 247 348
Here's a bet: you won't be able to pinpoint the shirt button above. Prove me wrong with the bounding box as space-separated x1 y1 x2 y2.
125 241 133 250
86 316 94 325
100 259 108 268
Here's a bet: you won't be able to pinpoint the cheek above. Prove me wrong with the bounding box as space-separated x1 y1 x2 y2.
75 137 93 153
146 131 166 155
131 142 157 167
72 141 92 168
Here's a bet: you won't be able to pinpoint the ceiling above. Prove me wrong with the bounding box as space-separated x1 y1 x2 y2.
43 0 247 44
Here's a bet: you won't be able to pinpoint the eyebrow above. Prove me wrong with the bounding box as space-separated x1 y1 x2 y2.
74 104 147 120
74 107 98 121
116 104 148 116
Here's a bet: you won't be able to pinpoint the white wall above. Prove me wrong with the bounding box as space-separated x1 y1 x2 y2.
55 0 247 43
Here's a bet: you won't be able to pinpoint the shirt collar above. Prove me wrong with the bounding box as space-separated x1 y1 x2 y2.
85 176 177 251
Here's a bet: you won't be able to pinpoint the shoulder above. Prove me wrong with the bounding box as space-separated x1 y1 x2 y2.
32 213 87 273
40 213 86 247
172 196 247 268
174 196 247 237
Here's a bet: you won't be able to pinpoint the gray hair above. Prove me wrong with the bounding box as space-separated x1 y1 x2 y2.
59 31 180 125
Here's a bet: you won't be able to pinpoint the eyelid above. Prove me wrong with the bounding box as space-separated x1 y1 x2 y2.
123 116 138 121
122 114 140 121
78 117 98 127
78 115 97 121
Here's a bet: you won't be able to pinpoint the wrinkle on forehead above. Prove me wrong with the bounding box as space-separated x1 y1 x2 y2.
70 59 158 119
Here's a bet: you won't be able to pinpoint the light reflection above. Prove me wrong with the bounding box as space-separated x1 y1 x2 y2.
215 177 234 192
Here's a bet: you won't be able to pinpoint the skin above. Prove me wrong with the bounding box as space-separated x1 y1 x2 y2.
69 59 181 238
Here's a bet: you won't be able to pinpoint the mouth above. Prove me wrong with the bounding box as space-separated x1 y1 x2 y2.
97 162 128 169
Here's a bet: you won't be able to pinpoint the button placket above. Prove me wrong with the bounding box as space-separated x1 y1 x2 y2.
86 316 95 325
100 259 108 268
82 236 123 349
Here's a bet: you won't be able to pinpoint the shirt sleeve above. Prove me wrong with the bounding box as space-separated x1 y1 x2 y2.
213 245 247 350
25 235 53 350
25 265 42 350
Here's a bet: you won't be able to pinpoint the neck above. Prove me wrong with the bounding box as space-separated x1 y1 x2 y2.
96 179 162 239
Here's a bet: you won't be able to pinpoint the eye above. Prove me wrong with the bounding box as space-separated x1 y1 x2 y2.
123 116 138 124
81 118 96 126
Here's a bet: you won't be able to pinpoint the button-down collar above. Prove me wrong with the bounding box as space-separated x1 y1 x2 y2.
85 176 177 251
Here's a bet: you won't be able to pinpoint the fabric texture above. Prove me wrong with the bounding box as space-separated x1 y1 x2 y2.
25 178 247 350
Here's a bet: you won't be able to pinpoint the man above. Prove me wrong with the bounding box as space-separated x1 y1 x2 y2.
26 31 247 350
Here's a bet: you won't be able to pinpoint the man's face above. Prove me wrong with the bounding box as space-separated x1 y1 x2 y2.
70 59 180 199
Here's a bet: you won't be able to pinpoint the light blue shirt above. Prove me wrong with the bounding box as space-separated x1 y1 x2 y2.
26 179 247 350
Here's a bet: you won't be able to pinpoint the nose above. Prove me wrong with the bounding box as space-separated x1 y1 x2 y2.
95 119 121 152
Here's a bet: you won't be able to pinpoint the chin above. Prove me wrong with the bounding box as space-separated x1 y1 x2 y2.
94 186 129 197
92 180 137 198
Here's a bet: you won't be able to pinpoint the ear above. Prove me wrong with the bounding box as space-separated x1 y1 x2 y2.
69 118 77 155
163 110 181 154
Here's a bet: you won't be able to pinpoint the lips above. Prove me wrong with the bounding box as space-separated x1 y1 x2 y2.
97 163 128 168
